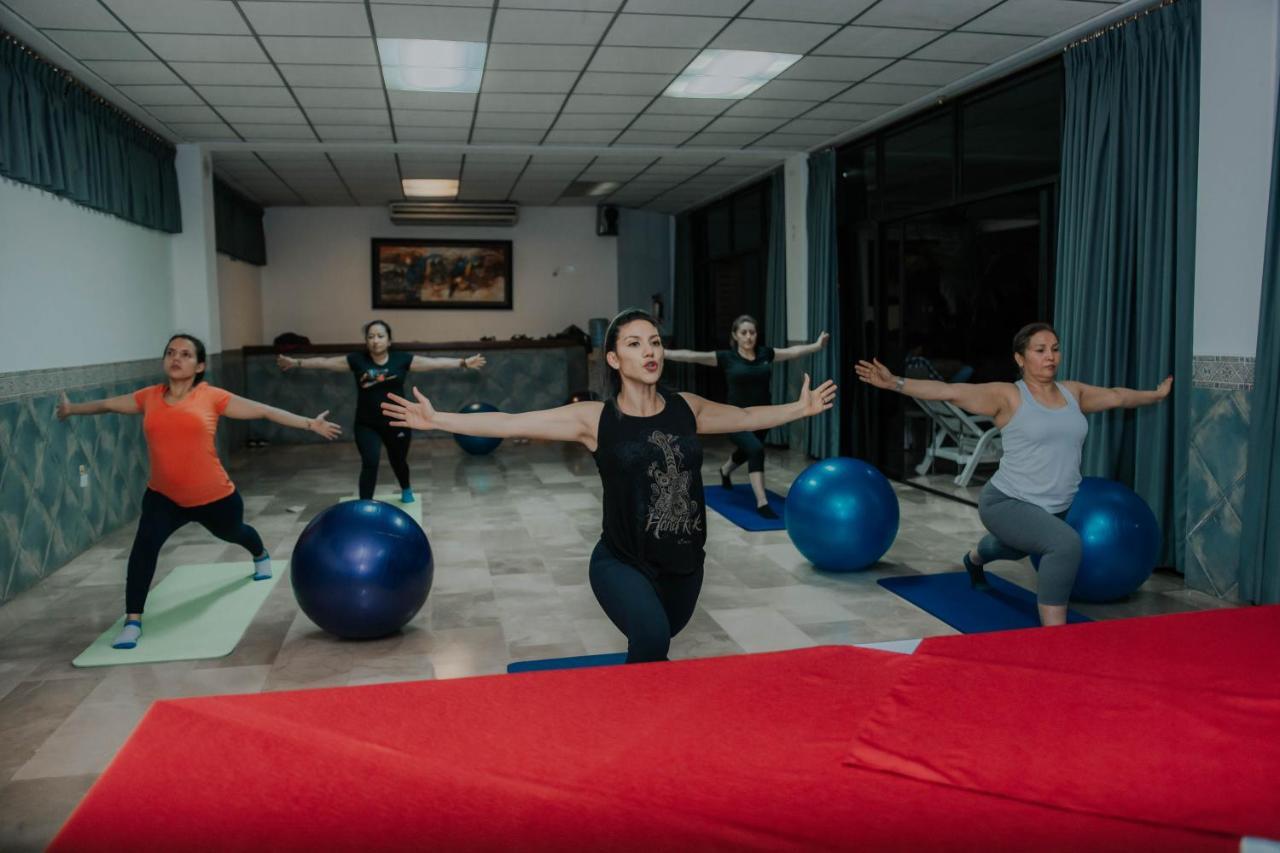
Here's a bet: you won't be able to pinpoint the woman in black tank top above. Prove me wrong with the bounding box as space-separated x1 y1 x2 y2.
382 309 837 663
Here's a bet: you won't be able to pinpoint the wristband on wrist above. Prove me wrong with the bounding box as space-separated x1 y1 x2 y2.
459 358 467 369
894 376 906 392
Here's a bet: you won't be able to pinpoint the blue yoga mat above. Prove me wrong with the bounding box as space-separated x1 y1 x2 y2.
878 571 1092 634
507 652 628 674
705 484 786 531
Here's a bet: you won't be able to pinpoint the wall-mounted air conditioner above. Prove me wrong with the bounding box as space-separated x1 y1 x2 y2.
388 201 519 227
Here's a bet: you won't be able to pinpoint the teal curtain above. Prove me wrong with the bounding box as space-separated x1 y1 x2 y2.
765 170 788 445
669 212 697 393
1239 77 1280 604
214 178 266 266
0 35 180 233
806 149 840 459
1054 0 1198 570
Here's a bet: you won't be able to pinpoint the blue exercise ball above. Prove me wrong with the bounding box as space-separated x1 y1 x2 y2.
453 401 503 455
1033 477 1161 602
785 457 899 572
291 500 433 639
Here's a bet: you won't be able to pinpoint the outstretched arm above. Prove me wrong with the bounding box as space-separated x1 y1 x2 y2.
682 373 836 435
56 391 139 419
774 331 830 363
278 354 349 373
1064 377 1172 414
664 348 718 367
410 354 487 372
383 389 601 449
855 358 1013 419
223 396 341 439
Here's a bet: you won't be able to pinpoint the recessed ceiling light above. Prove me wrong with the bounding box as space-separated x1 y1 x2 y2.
665 49 801 99
378 39 486 93
402 178 459 198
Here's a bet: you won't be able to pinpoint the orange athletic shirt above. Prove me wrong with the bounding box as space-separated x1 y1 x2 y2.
132 383 235 507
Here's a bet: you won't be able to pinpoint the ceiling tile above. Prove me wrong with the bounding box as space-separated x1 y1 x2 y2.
315 125 394 140
146 104 223 122
235 124 318 140
588 46 696 74
563 93 652 113
803 101 892 121
479 93 566 112
369 3 492 40
750 79 846 99
84 60 179 85
702 115 785 133
629 113 712 132
961 0 1117 37
242 2 372 36
856 0 1004 29
683 131 757 147
170 63 283 85
294 87 387 108
260 36 377 64
543 129 617 143
118 85 204 106
710 19 839 53
867 59 982 86
783 117 859 134
576 72 671 96
614 129 692 145
739 0 875 24
397 125 470 141
196 85 298 107
553 114 633 130
138 34 267 63
645 96 735 115
911 31 1039 63
473 112 556 129
604 14 727 48
623 0 746 13
470 128 547 142
393 109 474 127
814 25 942 57
484 43 594 71
104 0 251 34
724 98 813 118
834 81 935 104
388 91 476 109
220 105 309 123
491 8 614 44
4 0 121 30
500 0 623 10
277 64 383 87
481 70 580 93
305 106 390 124
778 55 889 81
168 122 241 140
47 31 153 61
753 131 832 148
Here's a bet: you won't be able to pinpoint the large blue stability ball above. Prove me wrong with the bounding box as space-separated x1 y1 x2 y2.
1033 477 1161 602
785 457 899 572
291 500 434 639
453 401 503 455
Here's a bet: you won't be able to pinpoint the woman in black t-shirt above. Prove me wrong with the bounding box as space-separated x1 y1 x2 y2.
666 315 829 518
382 309 836 663
279 320 486 501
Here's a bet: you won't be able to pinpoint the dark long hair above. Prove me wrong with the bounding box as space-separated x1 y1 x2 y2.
164 333 207 385
603 308 662 405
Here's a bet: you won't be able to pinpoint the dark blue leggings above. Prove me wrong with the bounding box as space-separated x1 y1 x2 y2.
588 541 703 664
125 489 264 614
727 429 768 473
354 421 412 500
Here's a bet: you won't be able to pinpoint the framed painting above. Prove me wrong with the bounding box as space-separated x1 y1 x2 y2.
371 239 513 310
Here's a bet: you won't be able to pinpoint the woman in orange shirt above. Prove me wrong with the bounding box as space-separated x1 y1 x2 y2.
57 333 341 650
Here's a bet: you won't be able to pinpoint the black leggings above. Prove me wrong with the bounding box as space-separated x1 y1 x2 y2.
727 429 769 474
588 541 703 664
354 421 412 500
125 489 264 614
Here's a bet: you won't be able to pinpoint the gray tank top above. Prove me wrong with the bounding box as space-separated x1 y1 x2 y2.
989 381 1088 513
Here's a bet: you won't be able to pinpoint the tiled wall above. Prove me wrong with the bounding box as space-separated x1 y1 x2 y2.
0 354 240 605
1185 356 1255 601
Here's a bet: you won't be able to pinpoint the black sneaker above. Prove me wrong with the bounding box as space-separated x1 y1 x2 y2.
963 552 991 591
756 504 779 520
720 471 733 490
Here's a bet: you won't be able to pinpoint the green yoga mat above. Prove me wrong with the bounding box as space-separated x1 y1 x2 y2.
342 492 423 527
73 562 283 667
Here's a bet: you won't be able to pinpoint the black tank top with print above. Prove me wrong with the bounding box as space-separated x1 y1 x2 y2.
593 389 706 579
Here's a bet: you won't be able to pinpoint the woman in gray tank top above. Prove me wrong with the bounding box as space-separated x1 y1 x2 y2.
856 323 1172 626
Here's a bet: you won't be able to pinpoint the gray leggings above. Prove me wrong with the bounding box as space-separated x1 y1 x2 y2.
977 484 1082 606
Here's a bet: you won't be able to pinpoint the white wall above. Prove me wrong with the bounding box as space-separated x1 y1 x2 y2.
0 177 173 373
1193 0 1280 357
260 206 618 343
170 145 221 351
217 254 264 349
784 153 809 341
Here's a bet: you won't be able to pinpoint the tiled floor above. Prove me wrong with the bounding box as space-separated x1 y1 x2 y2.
0 437 1231 849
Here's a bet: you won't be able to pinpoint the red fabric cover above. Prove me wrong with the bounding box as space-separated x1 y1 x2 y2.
52 646 1231 852
845 654 1280 838
915 605 1280 695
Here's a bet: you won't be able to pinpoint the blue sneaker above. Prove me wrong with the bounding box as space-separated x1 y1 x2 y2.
400 488 415 504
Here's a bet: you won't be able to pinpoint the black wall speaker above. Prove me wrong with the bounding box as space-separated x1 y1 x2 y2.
596 204 619 236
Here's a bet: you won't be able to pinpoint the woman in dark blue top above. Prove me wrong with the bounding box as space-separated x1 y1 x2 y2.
382 309 836 663
666 315 829 518
279 320 486 501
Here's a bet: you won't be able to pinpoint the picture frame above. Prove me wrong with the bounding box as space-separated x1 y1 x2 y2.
371 238 513 310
